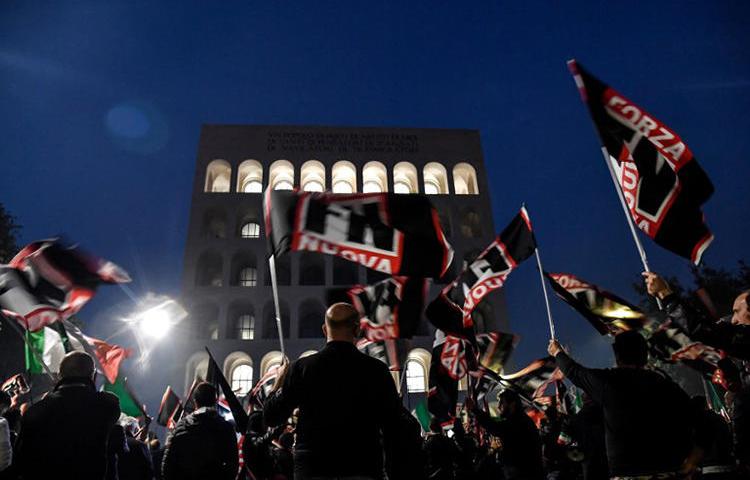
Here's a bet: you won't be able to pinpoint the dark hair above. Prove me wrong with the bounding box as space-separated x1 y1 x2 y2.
612 330 648 367
193 382 217 408
59 351 95 379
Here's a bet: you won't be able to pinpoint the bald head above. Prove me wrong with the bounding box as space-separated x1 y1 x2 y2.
59 351 95 379
324 303 360 342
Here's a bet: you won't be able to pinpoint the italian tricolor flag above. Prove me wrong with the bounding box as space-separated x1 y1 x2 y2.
25 324 84 374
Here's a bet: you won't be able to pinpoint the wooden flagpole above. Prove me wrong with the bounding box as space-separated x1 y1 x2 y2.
268 255 286 357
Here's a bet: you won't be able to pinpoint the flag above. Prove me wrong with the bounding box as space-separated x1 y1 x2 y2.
476 331 518 376
104 375 146 418
427 330 460 428
501 357 562 400
412 400 432 432
545 272 648 335
263 189 454 278
356 337 408 371
247 364 280 410
206 347 249 433
86 336 132 384
24 323 85 374
0 239 130 332
569 60 714 264
648 322 724 377
157 386 183 428
427 208 536 332
349 276 428 341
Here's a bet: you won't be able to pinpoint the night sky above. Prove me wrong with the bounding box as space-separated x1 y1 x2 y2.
2 1 749 389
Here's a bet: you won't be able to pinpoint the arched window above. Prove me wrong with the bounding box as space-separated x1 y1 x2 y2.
301 160 326 192
453 163 479 195
423 162 449 194
263 301 290 339
235 313 255 340
224 352 254 396
202 209 227 239
269 160 295 190
237 160 263 193
260 351 284 376
298 299 326 338
239 267 257 287
332 161 357 193
231 364 253 396
362 161 388 193
405 349 431 393
204 160 232 193
460 208 482 238
406 360 426 393
231 251 257 287
240 222 261 239
299 252 325 285
393 162 419 194
196 251 223 287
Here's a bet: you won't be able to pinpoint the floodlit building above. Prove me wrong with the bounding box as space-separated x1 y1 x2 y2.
179 125 508 402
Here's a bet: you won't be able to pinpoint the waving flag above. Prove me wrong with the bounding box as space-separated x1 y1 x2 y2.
264 189 453 278
349 276 427 341
427 208 536 332
569 60 714 264
247 364 281 410
501 357 562 400
157 387 183 428
0 240 130 332
206 347 249 433
545 272 647 335
428 330 460 428
476 331 518 376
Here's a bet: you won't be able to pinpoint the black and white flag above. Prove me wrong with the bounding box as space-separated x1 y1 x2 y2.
349 276 427 341
427 208 536 332
264 190 453 278
569 60 714 264
0 240 130 332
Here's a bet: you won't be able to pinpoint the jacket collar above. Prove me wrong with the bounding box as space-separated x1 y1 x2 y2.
54 376 96 391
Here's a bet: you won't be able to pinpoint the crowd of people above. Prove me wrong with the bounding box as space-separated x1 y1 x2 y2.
0 274 748 480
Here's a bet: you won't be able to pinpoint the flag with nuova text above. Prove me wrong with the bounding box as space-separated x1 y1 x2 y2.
264 189 453 278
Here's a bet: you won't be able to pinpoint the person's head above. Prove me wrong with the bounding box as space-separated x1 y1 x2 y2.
731 291 750 326
323 302 360 342
119 415 140 437
498 389 522 416
612 330 648 368
192 382 217 408
0 390 10 416
59 351 96 380
278 431 294 450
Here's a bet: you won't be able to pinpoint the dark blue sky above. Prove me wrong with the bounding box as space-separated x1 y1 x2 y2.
2 1 749 375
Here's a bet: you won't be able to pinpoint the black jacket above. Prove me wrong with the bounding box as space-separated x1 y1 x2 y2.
556 352 695 476
15 377 121 480
162 408 238 480
118 436 154 480
264 341 401 479
664 293 750 361
474 408 544 480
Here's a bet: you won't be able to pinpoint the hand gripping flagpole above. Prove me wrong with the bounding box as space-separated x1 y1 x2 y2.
523 205 556 339
268 254 286 357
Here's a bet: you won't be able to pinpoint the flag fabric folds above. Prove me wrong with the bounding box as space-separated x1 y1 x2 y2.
157 386 183 428
476 331 518 376
349 276 427 341
24 323 85 374
427 330 460 428
263 189 453 278
569 60 714 265
427 208 536 332
86 336 132 384
247 364 281 411
545 272 647 336
206 348 249 434
0 239 130 332
500 357 562 400
104 376 146 418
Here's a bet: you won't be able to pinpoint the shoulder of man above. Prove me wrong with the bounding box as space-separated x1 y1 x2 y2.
97 390 122 414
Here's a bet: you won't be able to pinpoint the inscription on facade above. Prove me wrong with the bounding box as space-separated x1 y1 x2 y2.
266 131 419 154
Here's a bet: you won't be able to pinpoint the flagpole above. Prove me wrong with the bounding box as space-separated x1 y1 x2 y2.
268 254 286 357
533 247 556 339
599 147 662 309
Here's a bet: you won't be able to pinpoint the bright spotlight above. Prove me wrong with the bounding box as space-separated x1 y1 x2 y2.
139 305 172 339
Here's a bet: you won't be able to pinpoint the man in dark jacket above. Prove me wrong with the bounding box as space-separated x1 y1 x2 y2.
162 382 238 480
549 331 699 478
264 303 401 480
474 389 544 480
118 416 154 480
15 351 121 480
643 272 750 361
